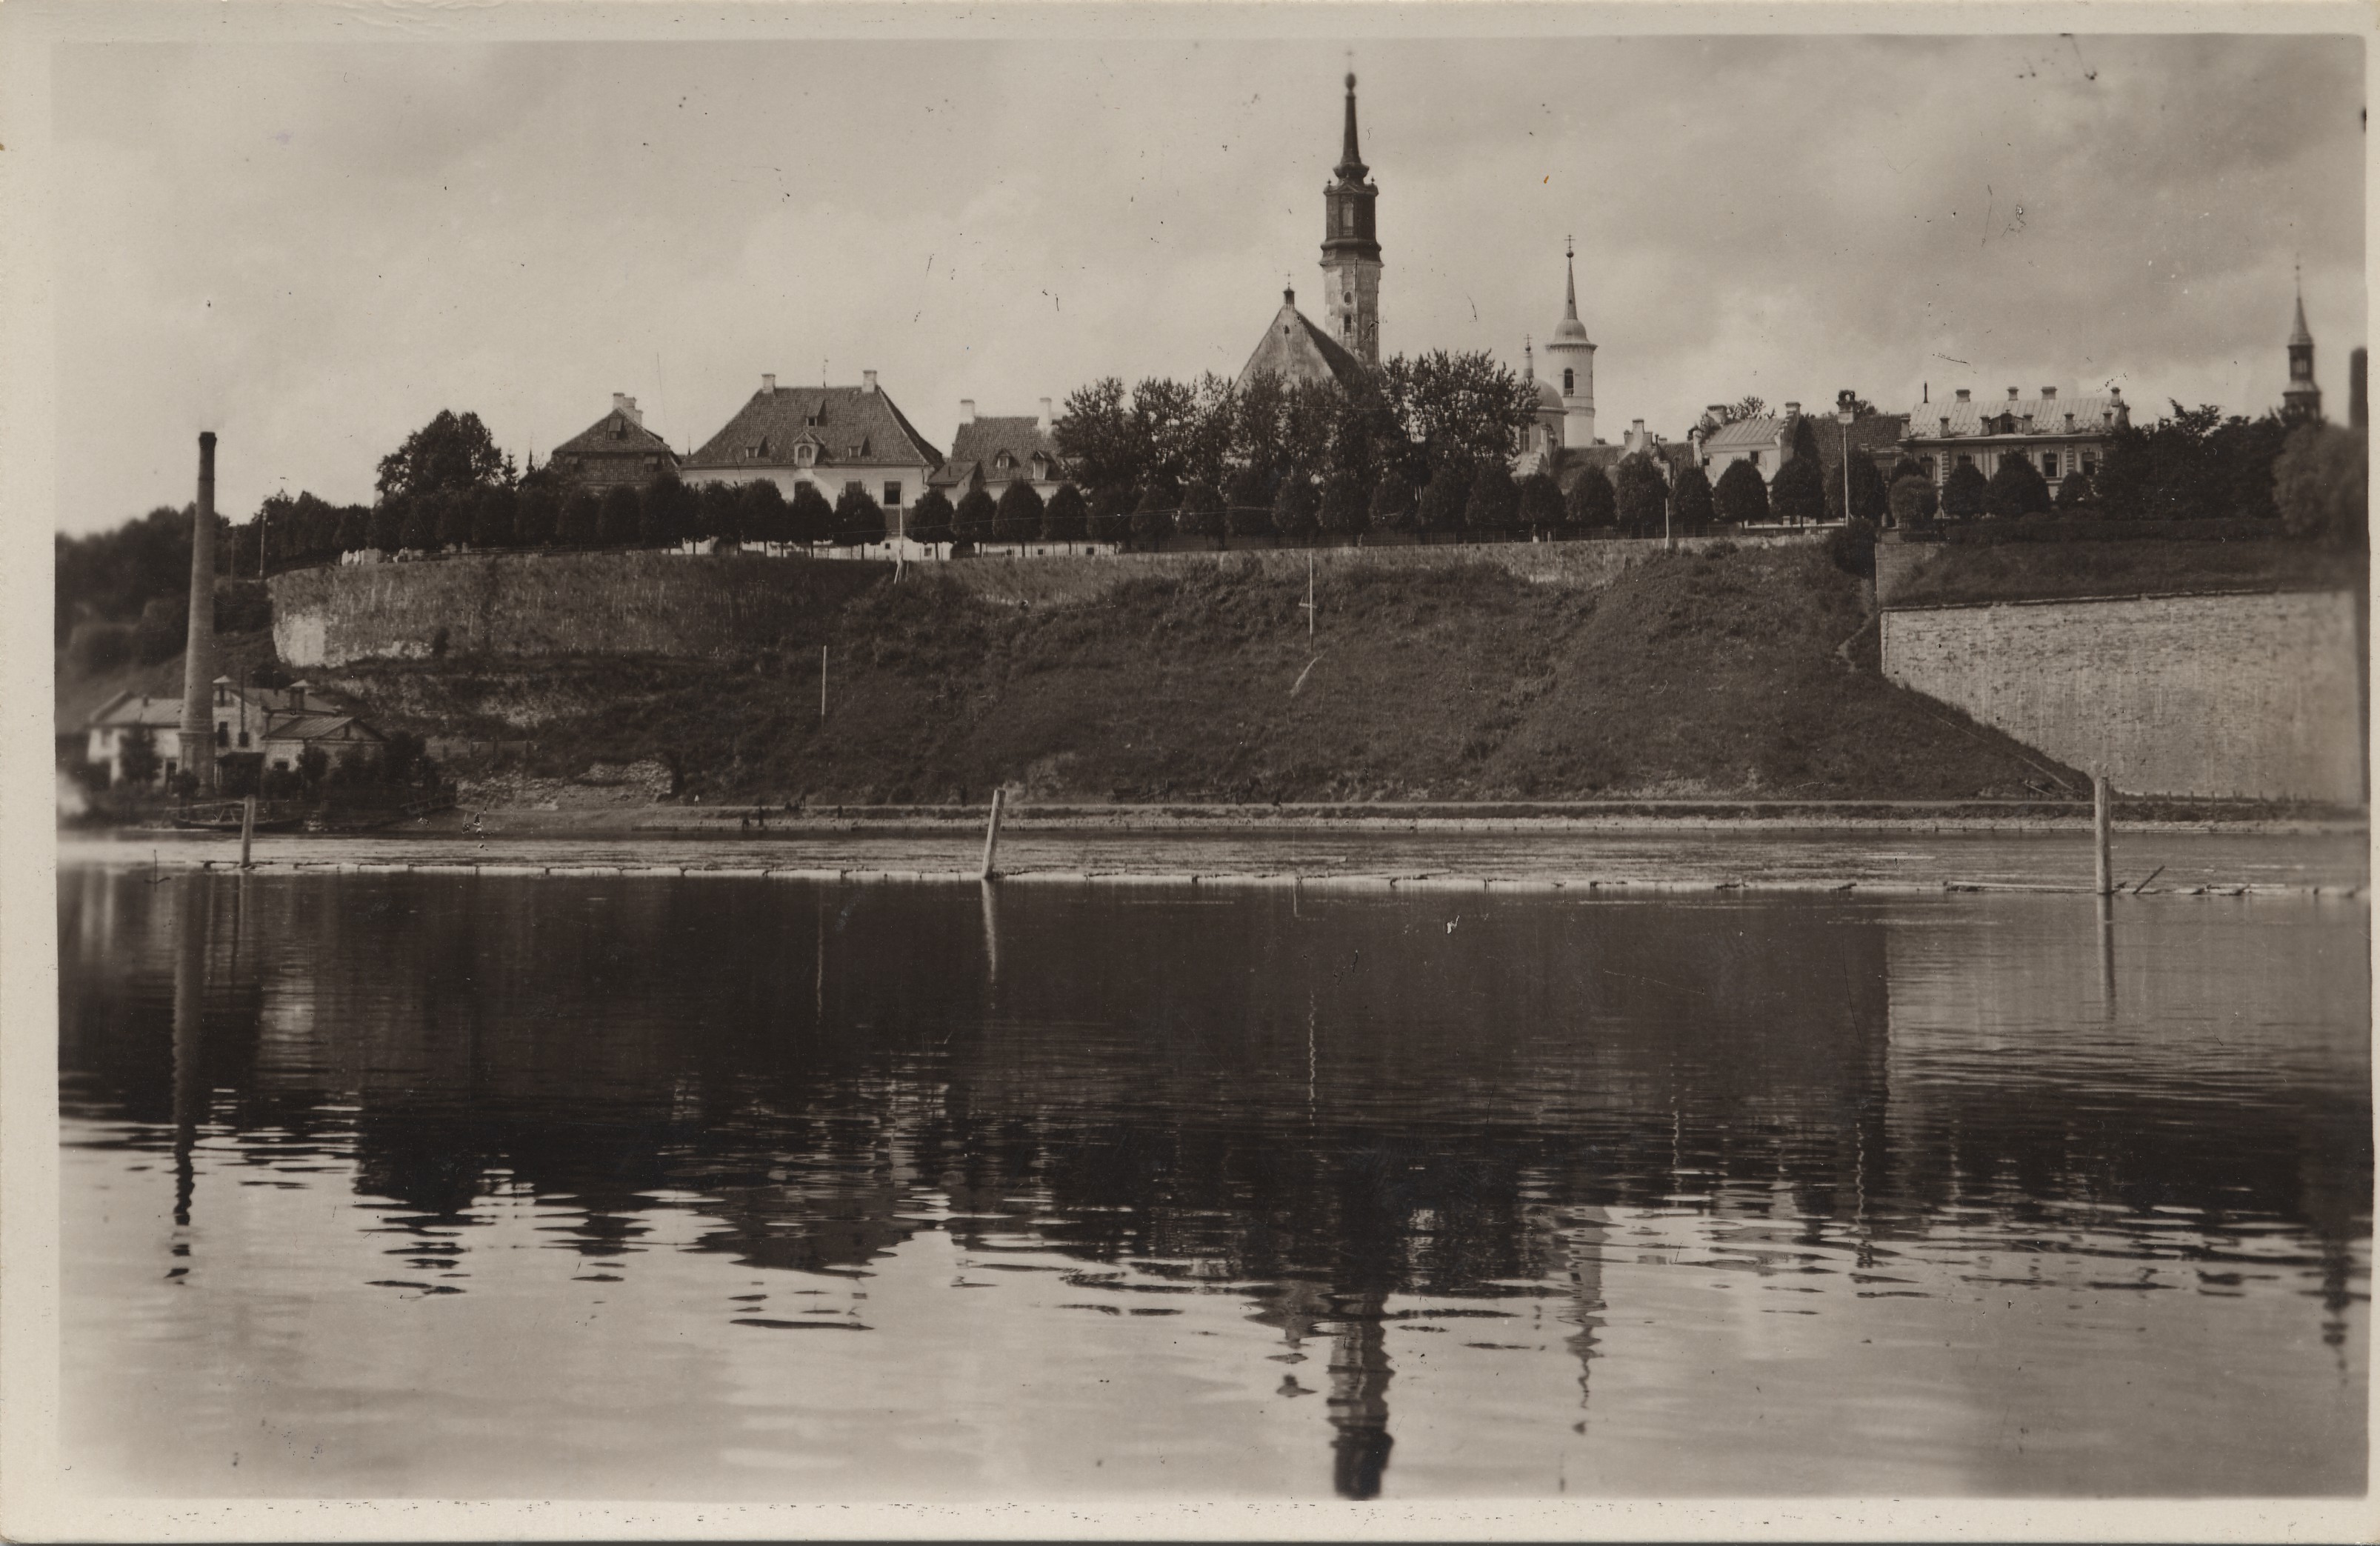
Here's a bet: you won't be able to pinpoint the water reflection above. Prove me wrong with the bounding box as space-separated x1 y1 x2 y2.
57 867 2370 1499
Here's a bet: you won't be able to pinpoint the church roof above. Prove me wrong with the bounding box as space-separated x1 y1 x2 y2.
685 381 943 473
2290 289 2314 348
1532 378 1564 411
1236 294 1370 391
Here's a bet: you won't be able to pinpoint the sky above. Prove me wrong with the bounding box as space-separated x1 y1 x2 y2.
45 25 2367 534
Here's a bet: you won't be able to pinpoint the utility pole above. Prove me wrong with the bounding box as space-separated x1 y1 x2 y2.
1299 553 1317 636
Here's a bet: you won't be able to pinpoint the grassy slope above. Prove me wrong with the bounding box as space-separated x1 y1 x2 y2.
322 545 2073 804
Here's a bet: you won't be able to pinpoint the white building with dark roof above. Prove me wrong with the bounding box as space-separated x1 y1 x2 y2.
680 372 944 529
1897 385 2129 490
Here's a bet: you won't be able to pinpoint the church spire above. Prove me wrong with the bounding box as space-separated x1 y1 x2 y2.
1563 236 1579 321
2290 264 2314 347
2284 262 2321 418
1338 72 1366 178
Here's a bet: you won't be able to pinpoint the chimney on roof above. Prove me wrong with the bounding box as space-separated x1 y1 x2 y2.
613 393 642 426
959 399 976 424
1939 416 1950 434
1783 402 1801 421
2064 411 2076 430
863 370 878 394
1955 388 1971 404
762 373 776 396
1038 397 1053 432
2040 386 2057 400
2007 386 2020 400
287 682 307 713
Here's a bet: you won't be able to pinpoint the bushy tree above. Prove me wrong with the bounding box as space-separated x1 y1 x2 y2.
1043 483 1089 544
1317 476 1369 539
1369 465 1416 534
695 482 743 544
1224 467 1273 537
1129 484 1173 544
1613 453 1668 536
558 488 601 547
1984 453 2052 518
117 726 159 787
948 469 993 546
1462 459 1520 540
1173 480 1223 544
1668 462 1716 531
784 482 830 547
1418 460 1471 539
1887 474 1939 530
1787 412 1822 465
1088 485 1135 544
1769 451 1828 525
1827 451 1890 524
596 484 641 546
1941 460 1990 520
1713 460 1767 526
1519 470 1563 539
374 409 516 502
2092 402 2292 523
2274 422 2367 547
472 485 517 547
398 497 438 551
434 488 476 548
132 594 185 664
906 486 955 547
638 479 690 546
836 484 887 546
1567 464 1617 531
1273 473 1320 543
994 481 1045 544
2054 470 2093 511
335 506 370 555
514 485 559 547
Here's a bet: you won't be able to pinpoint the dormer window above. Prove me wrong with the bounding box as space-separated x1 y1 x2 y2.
995 451 1015 472
796 443 816 467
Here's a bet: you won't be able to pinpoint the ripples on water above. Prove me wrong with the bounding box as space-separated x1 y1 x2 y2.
56 865 2370 1500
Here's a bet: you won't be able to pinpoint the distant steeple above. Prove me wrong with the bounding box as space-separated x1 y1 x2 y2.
1541 237 1596 447
2284 264 2321 419
1319 69 1381 364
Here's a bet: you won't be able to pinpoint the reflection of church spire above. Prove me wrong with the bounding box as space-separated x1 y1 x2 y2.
1324 1287 1395 1499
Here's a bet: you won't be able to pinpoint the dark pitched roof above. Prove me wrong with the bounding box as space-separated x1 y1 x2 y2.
1236 298 1368 391
553 408 673 461
1903 393 2120 440
930 417 1064 487
264 713 384 744
87 691 184 730
684 383 944 473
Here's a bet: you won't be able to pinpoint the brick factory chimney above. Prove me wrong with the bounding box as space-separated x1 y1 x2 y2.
178 432 219 793
2353 347 2367 430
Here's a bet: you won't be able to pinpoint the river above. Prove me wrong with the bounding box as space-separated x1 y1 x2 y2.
53 843 2370 1499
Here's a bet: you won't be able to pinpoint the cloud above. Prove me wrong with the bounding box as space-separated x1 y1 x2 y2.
50 32 2363 533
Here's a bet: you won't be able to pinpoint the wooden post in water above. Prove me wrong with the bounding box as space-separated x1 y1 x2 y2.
979 787 1007 882
2093 773 2113 896
239 795 256 869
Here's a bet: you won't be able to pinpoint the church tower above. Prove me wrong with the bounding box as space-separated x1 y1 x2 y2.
1541 239 1597 448
2284 273 2321 419
1320 72 1381 364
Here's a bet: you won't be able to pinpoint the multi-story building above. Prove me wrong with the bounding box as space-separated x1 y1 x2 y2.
679 372 944 533
1896 385 2129 491
928 399 1068 505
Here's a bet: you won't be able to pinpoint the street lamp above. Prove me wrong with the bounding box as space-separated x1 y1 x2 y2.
1835 390 1859 526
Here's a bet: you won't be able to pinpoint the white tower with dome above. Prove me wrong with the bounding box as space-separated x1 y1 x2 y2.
1541 239 1597 448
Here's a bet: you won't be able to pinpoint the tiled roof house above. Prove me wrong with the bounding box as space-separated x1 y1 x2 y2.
681 373 944 536
548 394 678 493
929 400 1068 502
1899 385 2129 490
83 678 384 787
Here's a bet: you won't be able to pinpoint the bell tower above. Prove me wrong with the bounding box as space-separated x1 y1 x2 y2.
2284 268 2321 419
1320 72 1381 364
1541 239 1597 448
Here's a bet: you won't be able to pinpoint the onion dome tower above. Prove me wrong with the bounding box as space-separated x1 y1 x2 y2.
1319 72 1381 364
1541 238 1597 448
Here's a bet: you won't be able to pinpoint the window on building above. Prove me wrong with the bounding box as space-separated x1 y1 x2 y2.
2081 453 2098 477
164 759 177 779
273 759 289 772
237 730 250 748
2041 452 2059 479
1956 453 1974 469
216 723 228 747
1748 451 1761 468
1563 368 1574 393
883 482 902 507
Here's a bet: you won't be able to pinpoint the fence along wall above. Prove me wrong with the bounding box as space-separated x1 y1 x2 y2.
271 551 885 667
1880 589 2364 804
